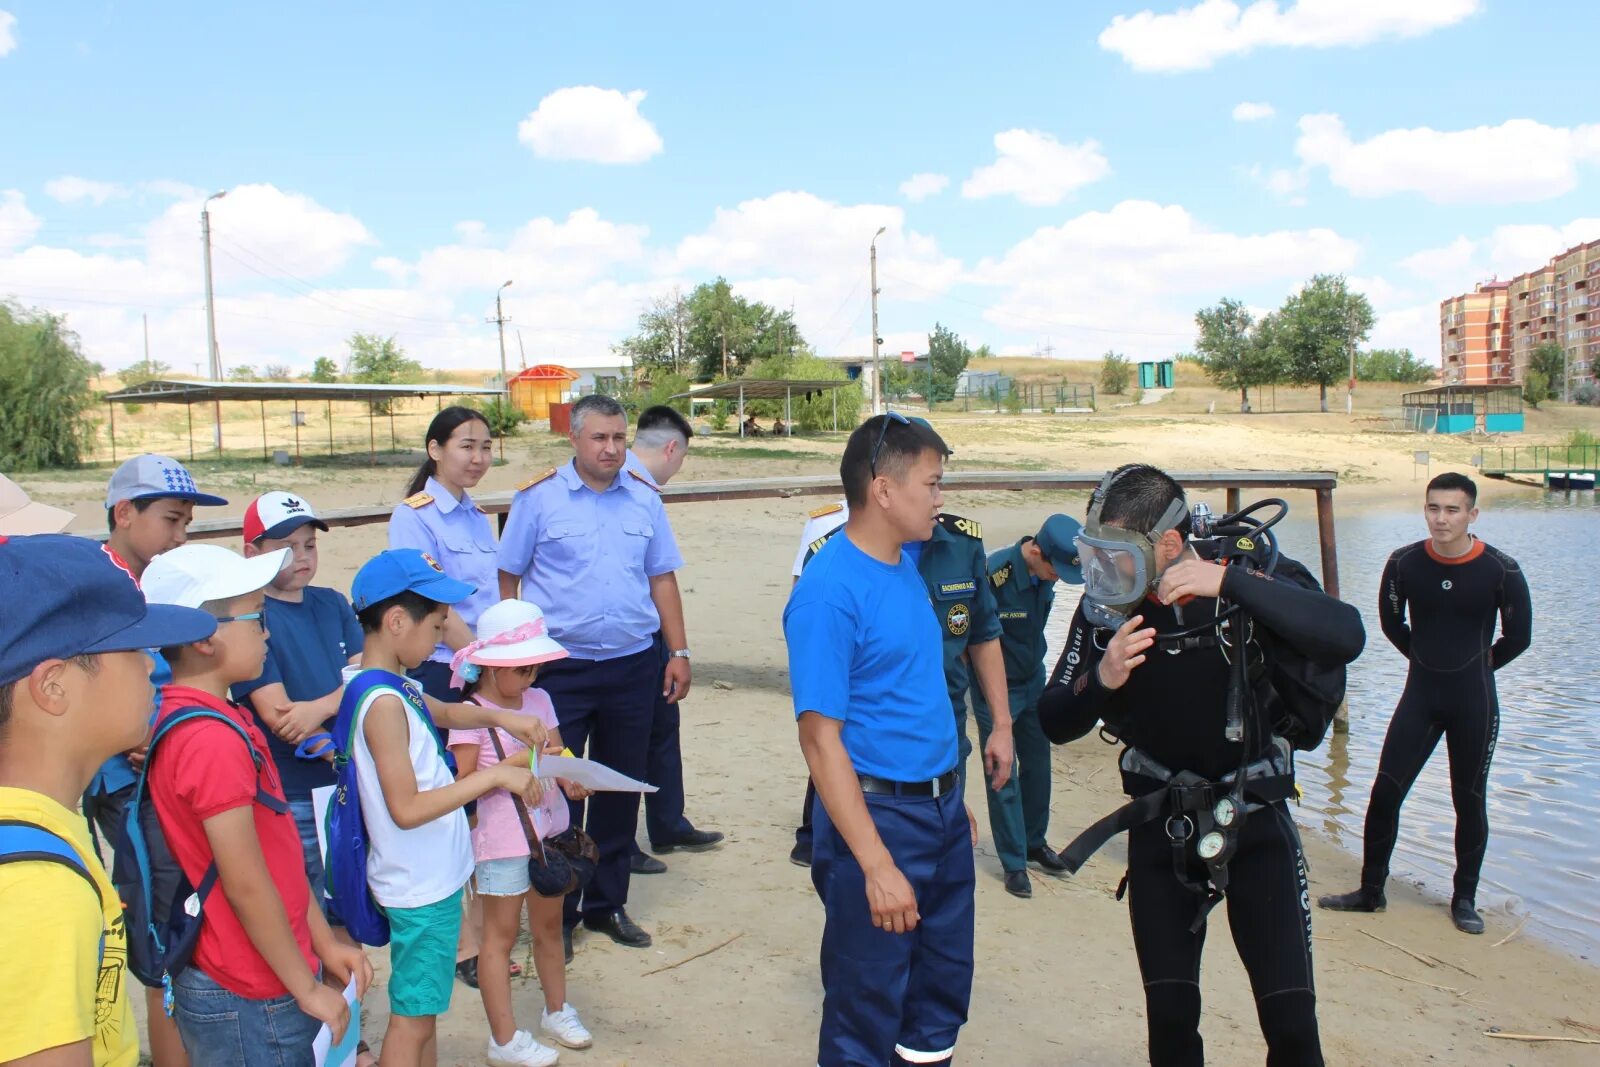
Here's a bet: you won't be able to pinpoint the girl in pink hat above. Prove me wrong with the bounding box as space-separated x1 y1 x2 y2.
448 600 593 1067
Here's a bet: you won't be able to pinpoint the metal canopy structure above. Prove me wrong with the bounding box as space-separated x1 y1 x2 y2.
102 379 502 464
669 378 855 437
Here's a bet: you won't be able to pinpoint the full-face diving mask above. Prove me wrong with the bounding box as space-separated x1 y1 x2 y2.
1075 469 1190 630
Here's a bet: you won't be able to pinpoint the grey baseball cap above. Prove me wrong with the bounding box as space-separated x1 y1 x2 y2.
104 454 228 509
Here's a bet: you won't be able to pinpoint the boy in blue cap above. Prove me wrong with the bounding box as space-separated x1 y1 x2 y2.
0 534 217 1066
345 548 548 1064
969 514 1085 894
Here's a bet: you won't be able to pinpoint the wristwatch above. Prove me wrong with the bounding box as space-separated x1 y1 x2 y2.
670 648 692 660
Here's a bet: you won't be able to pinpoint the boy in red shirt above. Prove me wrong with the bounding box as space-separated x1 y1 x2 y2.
143 543 372 1064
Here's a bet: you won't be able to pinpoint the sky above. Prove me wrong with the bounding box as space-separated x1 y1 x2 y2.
1 0 1597 375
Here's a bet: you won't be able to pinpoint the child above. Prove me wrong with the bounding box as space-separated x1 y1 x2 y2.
84 452 228 1067
142 543 373 1064
449 600 595 1067
346 549 548 1066
235 491 357 906
0 535 216 1066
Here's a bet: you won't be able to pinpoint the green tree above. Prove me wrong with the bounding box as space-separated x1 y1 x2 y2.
226 364 258 382
1099 350 1131 395
1356 348 1435 383
0 302 100 470
309 356 340 383
613 288 692 374
1276 274 1375 412
1194 298 1279 412
473 396 526 437
619 279 805 380
263 363 293 382
119 357 171 388
1524 369 1549 409
926 323 970 402
1528 342 1565 401
346 333 423 384
743 350 863 431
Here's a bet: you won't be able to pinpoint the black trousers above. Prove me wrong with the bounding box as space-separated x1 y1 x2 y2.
640 632 694 847
1360 668 1499 901
1127 799 1323 1067
535 648 658 927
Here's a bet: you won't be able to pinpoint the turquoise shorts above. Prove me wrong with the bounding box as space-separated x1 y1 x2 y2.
386 888 464 1018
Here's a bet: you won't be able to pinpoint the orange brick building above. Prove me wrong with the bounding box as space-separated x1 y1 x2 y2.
1442 238 1600 393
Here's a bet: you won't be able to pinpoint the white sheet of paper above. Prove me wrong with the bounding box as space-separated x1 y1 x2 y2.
538 754 657 793
311 976 360 1066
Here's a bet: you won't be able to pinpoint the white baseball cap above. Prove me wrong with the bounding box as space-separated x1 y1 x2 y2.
142 544 290 609
468 599 568 668
0 474 74 534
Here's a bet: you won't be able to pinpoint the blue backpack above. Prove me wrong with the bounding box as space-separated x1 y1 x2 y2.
325 669 451 947
0 822 105 966
110 707 286 996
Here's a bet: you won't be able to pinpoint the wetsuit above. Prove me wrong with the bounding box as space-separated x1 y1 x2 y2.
1038 555 1364 1067
1359 539 1531 903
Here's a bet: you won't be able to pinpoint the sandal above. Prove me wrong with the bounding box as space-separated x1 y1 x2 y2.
454 957 479 988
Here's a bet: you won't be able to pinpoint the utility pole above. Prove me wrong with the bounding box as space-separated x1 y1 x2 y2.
489 280 513 393
516 329 527 371
201 189 228 451
870 226 886 415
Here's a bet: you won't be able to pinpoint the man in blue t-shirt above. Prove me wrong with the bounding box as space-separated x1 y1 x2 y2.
783 414 977 1067
234 492 361 907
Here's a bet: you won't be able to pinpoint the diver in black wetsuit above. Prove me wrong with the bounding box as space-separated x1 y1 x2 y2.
1038 465 1364 1067
1319 473 1532 935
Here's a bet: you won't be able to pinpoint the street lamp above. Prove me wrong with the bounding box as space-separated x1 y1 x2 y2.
493 280 514 392
870 226 887 415
201 189 228 451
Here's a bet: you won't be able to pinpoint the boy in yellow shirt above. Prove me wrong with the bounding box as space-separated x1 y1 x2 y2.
0 534 217 1066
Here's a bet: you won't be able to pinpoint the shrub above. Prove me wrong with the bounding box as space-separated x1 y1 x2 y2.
474 396 527 438
1100 351 1132 395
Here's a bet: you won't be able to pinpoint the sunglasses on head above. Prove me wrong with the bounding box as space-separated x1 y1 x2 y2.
868 411 911 478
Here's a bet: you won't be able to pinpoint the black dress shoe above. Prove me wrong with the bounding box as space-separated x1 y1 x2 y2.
651 828 725 853
1004 870 1033 899
583 909 653 948
1028 845 1070 877
1317 887 1387 912
1451 897 1485 935
630 851 668 875
789 841 813 868
562 926 574 964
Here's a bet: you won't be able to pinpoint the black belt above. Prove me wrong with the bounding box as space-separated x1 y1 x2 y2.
858 770 959 798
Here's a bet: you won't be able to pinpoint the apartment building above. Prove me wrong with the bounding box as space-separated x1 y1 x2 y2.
1441 238 1600 392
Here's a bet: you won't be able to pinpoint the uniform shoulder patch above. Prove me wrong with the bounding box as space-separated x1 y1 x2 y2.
940 513 982 540
516 468 557 492
402 491 434 509
627 468 662 493
809 501 845 519
990 562 1012 588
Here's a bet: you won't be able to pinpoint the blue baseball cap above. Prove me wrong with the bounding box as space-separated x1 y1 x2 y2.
0 534 218 687
351 548 474 612
105 454 228 509
1034 514 1085 584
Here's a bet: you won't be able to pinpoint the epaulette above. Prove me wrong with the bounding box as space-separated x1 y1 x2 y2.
809 501 844 519
516 468 557 492
402 492 433 509
940 513 982 540
990 562 1012 588
802 525 844 567
628 468 662 494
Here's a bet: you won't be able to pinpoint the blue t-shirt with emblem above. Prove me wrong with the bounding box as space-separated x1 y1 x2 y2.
233 586 362 797
783 531 957 782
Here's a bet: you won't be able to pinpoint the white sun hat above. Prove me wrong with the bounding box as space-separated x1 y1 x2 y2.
449 599 568 687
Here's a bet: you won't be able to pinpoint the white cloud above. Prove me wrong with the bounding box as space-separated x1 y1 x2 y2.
144 183 373 282
0 11 15 58
141 179 204 201
1233 101 1275 122
0 190 40 252
1296 114 1600 203
1368 303 1441 361
1401 219 1600 288
970 199 1360 358
517 86 663 165
898 173 949 202
45 176 130 205
961 130 1111 206
1399 236 1478 281
1100 0 1481 72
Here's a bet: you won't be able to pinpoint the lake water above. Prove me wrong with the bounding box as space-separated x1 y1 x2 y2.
1043 493 1600 960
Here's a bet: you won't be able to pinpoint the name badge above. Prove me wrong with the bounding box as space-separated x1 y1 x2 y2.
936 580 976 599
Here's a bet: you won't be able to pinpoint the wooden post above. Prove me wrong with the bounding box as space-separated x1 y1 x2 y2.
368 404 376 467
293 402 301 466
260 399 268 460
108 401 116 464
1315 484 1350 730
1225 487 1241 514
389 405 396 453
327 400 334 457
186 402 194 462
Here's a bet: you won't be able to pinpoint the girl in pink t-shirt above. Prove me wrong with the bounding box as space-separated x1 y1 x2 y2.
447 600 593 1065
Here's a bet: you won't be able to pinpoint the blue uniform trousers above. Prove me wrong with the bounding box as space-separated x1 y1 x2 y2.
535 648 658 927
640 631 694 847
966 682 1052 872
811 787 975 1066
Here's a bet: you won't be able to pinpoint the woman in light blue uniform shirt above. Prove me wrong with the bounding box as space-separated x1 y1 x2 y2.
389 406 501 707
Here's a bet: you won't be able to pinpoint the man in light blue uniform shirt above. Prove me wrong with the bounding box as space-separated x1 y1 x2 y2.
498 393 692 952
621 405 723 876
785 413 976 1067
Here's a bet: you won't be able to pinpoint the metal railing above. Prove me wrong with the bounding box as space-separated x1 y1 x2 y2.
1479 444 1600 474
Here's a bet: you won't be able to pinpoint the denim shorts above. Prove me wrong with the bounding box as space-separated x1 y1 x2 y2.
172 966 321 1067
387 888 464 1018
476 856 531 897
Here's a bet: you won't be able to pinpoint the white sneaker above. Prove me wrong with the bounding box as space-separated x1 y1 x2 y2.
540 1003 594 1050
486 1028 560 1067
